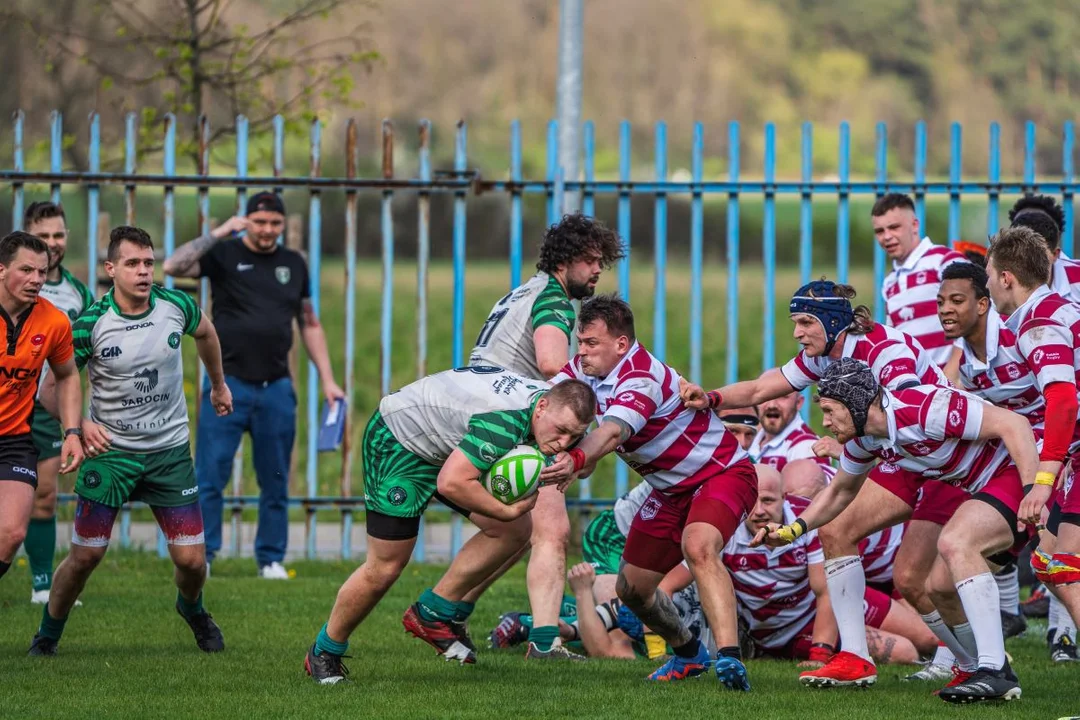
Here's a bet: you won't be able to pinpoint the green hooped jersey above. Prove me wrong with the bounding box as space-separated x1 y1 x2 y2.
36 266 94 399
379 366 550 473
469 272 575 379
73 285 201 451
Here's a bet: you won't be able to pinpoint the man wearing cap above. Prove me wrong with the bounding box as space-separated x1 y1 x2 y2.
164 192 345 579
755 358 1039 703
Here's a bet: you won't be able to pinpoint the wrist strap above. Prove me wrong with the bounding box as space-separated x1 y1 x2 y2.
1035 471 1057 487
568 448 587 473
706 390 723 409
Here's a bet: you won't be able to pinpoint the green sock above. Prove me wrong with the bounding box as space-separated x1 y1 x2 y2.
25 516 56 592
529 624 560 652
560 593 578 619
176 591 204 619
454 601 475 622
417 588 457 622
520 613 534 631
39 605 67 641
314 622 349 656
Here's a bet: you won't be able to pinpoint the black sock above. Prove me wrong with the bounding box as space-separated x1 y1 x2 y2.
0 559 9 579
672 638 701 658
718 645 742 660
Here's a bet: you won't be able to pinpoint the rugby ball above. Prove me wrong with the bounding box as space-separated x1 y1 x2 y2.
481 444 546 504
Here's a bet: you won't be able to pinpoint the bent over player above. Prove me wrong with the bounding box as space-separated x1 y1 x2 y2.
0 231 84 584
29 226 233 656
304 370 595 684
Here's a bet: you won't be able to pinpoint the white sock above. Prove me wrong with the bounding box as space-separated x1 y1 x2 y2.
1049 594 1061 641
951 623 981 672
1050 594 1077 643
993 565 1020 615
956 573 1005 670
825 555 871 662
931 643 956 667
921 611 970 669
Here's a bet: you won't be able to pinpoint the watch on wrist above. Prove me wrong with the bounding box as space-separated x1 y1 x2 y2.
64 427 82 438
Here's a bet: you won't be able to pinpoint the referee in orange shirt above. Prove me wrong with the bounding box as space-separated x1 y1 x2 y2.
0 231 84 581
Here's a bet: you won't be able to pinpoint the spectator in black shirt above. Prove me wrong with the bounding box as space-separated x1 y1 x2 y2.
164 192 344 579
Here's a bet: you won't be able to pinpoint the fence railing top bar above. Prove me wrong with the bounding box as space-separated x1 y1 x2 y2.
3 170 1079 196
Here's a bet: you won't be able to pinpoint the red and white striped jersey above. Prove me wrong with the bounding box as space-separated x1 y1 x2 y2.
722 496 823 651
883 237 967 367
553 342 747 493
840 384 1008 493
749 418 836 478
1050 254 1080 303
859 523 905 585
953 309 1044 436
781 322 947 393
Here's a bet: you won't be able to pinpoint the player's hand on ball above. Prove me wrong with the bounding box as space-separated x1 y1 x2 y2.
81 420 112 459
566 562 596 593
210 382 233 416
812 437 843 460
539 452 576 490
679 378 708 410
59 434 84 474
750 522 792 548
1019 483 1053 527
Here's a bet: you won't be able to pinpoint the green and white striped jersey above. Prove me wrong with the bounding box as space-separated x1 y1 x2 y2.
379 366 549 472
39 266 94 322
469 272 575 379
72 286 201 451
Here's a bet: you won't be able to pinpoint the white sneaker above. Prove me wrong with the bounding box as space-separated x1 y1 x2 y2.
902 662 953 682
30 590 81 607
258 562 290 580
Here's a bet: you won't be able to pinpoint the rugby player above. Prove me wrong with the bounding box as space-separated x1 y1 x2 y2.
0 231 84 586
750 390 834 497
28 226 232 656
755 359 1039 703
303 369 595 684
21 202 94 604
463 213 623 659
539 295 758 690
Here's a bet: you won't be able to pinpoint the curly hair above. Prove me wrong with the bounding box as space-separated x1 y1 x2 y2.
537 214 625 275
1009 194 1065 251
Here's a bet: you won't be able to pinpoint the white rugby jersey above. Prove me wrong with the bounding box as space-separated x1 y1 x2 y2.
954 309 1044 436
749 417 836 478
36 266 94 399
553 343 747 493
722 496 823 651
72 286 200 451
782 322 947 393
882 237 967 366
1050 254 1080 303
859 523 904 586
840 385 1009 493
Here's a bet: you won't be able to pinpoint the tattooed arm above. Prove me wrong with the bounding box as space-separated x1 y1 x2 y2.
163 216 249 278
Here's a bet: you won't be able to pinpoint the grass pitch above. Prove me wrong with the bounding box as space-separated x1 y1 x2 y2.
0 552 1074 719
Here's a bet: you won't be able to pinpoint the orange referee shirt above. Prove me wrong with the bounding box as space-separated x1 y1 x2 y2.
0 297 73 436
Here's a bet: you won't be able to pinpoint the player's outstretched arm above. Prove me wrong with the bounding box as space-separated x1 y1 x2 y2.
539 418 629 490
437 449 538 522
193 315 233 416
751 469 866 547
162 216 248 278
681 368 795 411
49 356 85 474
567 563 636 659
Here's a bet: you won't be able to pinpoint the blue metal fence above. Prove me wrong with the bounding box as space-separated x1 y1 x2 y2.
6 111 1079 561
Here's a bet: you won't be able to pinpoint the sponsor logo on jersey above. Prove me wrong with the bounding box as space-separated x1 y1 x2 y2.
1005 363 1021 380
83 470 102 489
948 409 962 428
67 309 79 320
236 263 254 272
792 547 807 565
133 368 159 393
12 465 36 478
0 367 39 380
31 334 45 346
125 322 154 331
168 332 181 349
101 346 123 359
275 266 291 284
1032 349 1045 365
387 486 407 506
899 306 916 321
479 442 498 463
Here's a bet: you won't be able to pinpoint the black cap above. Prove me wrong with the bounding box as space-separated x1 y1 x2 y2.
246 191 285 216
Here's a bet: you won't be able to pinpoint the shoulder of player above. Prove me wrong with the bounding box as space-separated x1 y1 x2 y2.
925 247 967 265
150 284 197 310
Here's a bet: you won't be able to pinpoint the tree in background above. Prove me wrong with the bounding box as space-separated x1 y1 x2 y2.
5 0 379 166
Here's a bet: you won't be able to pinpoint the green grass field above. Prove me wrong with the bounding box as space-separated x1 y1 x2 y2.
0 553 1073 719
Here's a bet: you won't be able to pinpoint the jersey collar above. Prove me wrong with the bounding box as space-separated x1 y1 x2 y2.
1002 284 1052 333
958 307 1002 373
104 286 156 320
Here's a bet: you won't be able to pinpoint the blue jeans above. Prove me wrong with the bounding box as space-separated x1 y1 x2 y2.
196 375 296 566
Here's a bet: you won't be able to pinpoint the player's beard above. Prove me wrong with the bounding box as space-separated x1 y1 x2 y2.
567 276 598 300
47 249 64 272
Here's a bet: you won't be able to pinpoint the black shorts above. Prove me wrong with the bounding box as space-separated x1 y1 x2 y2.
0 433 40 488
366 492 471 541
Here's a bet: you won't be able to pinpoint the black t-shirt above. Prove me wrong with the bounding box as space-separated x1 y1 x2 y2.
199 239 311 383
